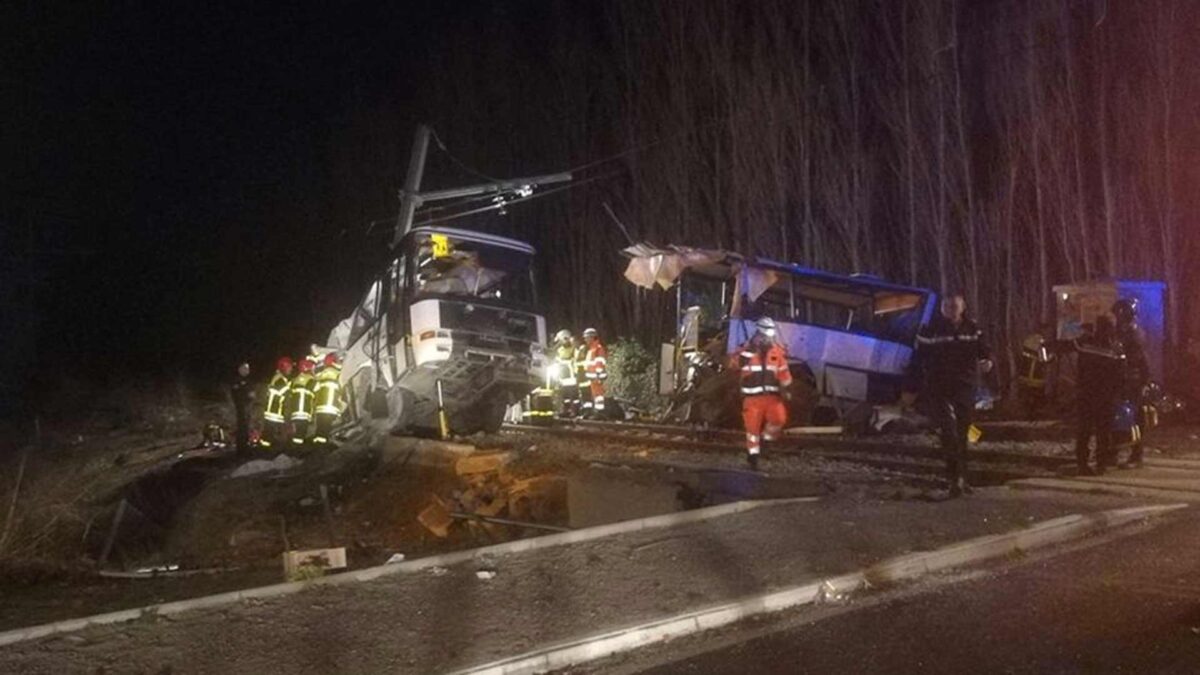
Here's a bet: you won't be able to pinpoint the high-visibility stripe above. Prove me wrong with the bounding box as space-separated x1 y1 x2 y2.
291 413 312 421
740 351 756 358
316 405 341 415
741 385 780 395
291 437 305 444
264 412 285 423
741 365 764 372
1076 344 1125 360
917 332 981 345
313 436 328 443
260 439 272 447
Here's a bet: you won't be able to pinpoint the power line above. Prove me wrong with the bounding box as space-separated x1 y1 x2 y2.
411 171 623 228
429 127 503 183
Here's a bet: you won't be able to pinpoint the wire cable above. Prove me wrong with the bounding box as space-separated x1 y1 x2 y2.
410 170 623 228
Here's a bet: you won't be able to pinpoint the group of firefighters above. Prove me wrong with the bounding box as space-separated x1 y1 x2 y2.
544 327 609 418
229 294 1152 499
728 293 1153 498
229 351 347 453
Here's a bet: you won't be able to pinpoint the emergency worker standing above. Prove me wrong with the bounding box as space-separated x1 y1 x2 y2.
582 328 608 418
312 353 345 445
1113 299 1151 467
553 330 579 418
907 294 993 498
231 361 255 455
1073 316 1125 475
262 357 294 448
733 317 793 471
287 358 316 445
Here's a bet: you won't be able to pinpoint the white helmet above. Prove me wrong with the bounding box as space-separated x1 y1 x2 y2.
755 316 777 338
582 327 598 338
554 329 573 344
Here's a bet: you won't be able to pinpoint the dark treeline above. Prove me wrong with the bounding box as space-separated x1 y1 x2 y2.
328 0 1199 390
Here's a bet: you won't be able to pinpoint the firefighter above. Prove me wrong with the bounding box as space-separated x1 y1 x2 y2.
287 358 316 445
1016 332 1055 418
582 327 608 418
734 316 793 471
553 329 579 418
262 356 294 448
574 337 591 415
1113 298 1151 467
230 361 255 455
312 353 345 445
1073 316 1125 475
907 294 993 498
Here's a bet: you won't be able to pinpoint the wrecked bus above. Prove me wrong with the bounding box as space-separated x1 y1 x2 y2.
623 245 937 425
327 226 547 435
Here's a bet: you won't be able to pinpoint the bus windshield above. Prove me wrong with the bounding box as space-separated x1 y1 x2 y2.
407 231 536 307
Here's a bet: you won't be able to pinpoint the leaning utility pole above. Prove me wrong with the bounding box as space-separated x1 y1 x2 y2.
390 124 572 248
393 125 432 247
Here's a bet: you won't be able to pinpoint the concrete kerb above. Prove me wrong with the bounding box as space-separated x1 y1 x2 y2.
0 497 817 649
1010 477 1200 502
452 502 1188 675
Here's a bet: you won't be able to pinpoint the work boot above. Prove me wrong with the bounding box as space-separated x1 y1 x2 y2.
1077 464 1097 476
747 454 760 472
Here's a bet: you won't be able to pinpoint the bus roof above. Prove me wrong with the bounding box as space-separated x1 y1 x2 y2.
405 226 537 256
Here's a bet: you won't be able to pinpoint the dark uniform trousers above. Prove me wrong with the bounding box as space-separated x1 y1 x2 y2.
1076 394 1116 469
930 388 973 484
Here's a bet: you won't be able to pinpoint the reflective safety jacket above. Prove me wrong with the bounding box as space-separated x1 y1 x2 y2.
734 341 793 396
1017 333 1054 389
287 372 315 421
264 372 291 423
314 367 345 417
555 343 577 386
584 342 608 381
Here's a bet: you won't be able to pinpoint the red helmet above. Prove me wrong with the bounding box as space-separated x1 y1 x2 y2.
323 352 341 369
276 356 294 374
298 358 315 374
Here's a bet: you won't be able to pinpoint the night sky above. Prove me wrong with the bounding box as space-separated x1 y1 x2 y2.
9 1 530 399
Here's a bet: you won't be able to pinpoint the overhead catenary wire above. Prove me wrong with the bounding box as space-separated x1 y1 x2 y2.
409 171 623 229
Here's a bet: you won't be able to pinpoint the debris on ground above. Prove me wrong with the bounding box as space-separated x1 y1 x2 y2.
417 450 566 539
230 454 301 478
282 547 346 581
475 569 497 580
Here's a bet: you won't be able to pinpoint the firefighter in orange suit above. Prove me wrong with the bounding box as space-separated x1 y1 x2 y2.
582 327 608 418
734 317 793 471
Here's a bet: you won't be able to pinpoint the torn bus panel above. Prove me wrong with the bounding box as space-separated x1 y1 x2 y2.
624 245 937 425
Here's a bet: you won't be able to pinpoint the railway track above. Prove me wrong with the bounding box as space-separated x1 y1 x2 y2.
502 418 1073 487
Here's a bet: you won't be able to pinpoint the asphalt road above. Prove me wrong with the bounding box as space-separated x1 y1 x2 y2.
606 510 1200 674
